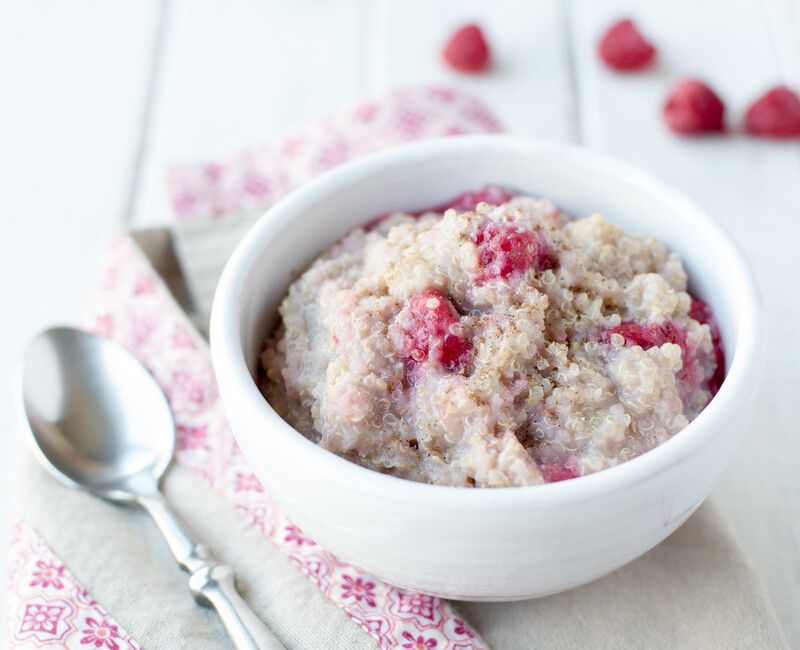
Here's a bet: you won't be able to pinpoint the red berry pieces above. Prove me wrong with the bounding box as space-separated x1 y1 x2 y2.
361 185 514 232
602 321 686 350
688 295 713 324
688 296 726 395
473 222 558 282
597 18 656 71
443 24 490 73
397 288 472 372
744 85 800 139
433 186 514 213
602 320 693 382
539 463 580 483
603 313 727 396
663 79 726 135
365 186 514 230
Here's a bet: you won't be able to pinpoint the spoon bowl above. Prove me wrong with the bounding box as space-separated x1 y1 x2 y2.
22 326 173 500
21 325 285 649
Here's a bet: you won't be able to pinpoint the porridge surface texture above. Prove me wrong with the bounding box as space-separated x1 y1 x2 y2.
260 190 723 487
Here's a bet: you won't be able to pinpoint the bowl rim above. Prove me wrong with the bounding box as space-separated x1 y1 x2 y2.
210 134 763 509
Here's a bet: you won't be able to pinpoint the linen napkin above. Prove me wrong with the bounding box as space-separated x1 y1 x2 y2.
7 88 787 649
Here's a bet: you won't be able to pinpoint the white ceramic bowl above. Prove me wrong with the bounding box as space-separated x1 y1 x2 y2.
210 135 763 600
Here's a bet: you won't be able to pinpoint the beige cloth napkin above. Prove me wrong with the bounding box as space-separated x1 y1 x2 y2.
11 215 788 649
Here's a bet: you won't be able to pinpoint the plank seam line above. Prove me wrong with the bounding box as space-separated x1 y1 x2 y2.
562 0 584 144
123 0 174 224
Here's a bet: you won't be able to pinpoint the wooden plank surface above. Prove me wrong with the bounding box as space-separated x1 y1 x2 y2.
374 0 578 141
132 0 365 225
0 0 161 635
132 0 578 225
570 0 800 642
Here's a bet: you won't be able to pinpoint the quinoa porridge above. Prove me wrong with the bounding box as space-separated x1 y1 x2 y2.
260 188 725 487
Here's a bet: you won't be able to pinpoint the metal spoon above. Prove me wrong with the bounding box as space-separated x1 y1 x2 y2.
21 326 284 650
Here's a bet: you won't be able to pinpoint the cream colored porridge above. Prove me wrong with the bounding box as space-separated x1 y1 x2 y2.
260 188 725 487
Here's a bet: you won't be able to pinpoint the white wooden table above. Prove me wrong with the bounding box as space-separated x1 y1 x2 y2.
2 0 799 644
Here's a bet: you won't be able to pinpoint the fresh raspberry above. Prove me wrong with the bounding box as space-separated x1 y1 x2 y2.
744 85 800 138
539 463 580 483
688 296 726 395
663 79 726 135
473 222 558 282
442 24 490 73
396 288 471 372
597 18 656 71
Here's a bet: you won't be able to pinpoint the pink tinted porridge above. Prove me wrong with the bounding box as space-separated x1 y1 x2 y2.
260 188 725 487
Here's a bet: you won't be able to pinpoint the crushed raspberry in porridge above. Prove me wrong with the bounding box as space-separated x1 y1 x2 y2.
260 188 725 487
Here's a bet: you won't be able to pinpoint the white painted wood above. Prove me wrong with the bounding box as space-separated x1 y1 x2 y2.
0 1 160 637
765 0 800 86
132 0 364 225
134 0 578 226
375 0 577 142
569 0 800 643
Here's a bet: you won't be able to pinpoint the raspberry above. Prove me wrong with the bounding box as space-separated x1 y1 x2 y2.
708 338 726 395
432 186 513 213
396 288 471 372
364 186 513 231
602 321 685 350
663 79 726 135
603 320 695 383
473 222 558 282
539 463 580 483
744 85 800 138
442 24 490 73
597 18 656 71
688 296 726 395
688 295 713 324
602 320 692 382
602 315 727 396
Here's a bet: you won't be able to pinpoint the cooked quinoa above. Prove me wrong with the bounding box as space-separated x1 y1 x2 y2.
260 190 724 487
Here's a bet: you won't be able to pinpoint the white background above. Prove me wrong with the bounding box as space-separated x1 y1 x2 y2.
2 0 799 644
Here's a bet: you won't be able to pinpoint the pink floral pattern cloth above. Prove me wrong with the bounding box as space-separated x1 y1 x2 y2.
9 87 502 649
7 521 140 650
169 87 501 221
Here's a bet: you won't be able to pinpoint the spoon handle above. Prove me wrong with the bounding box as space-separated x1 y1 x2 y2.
138 493 285 650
